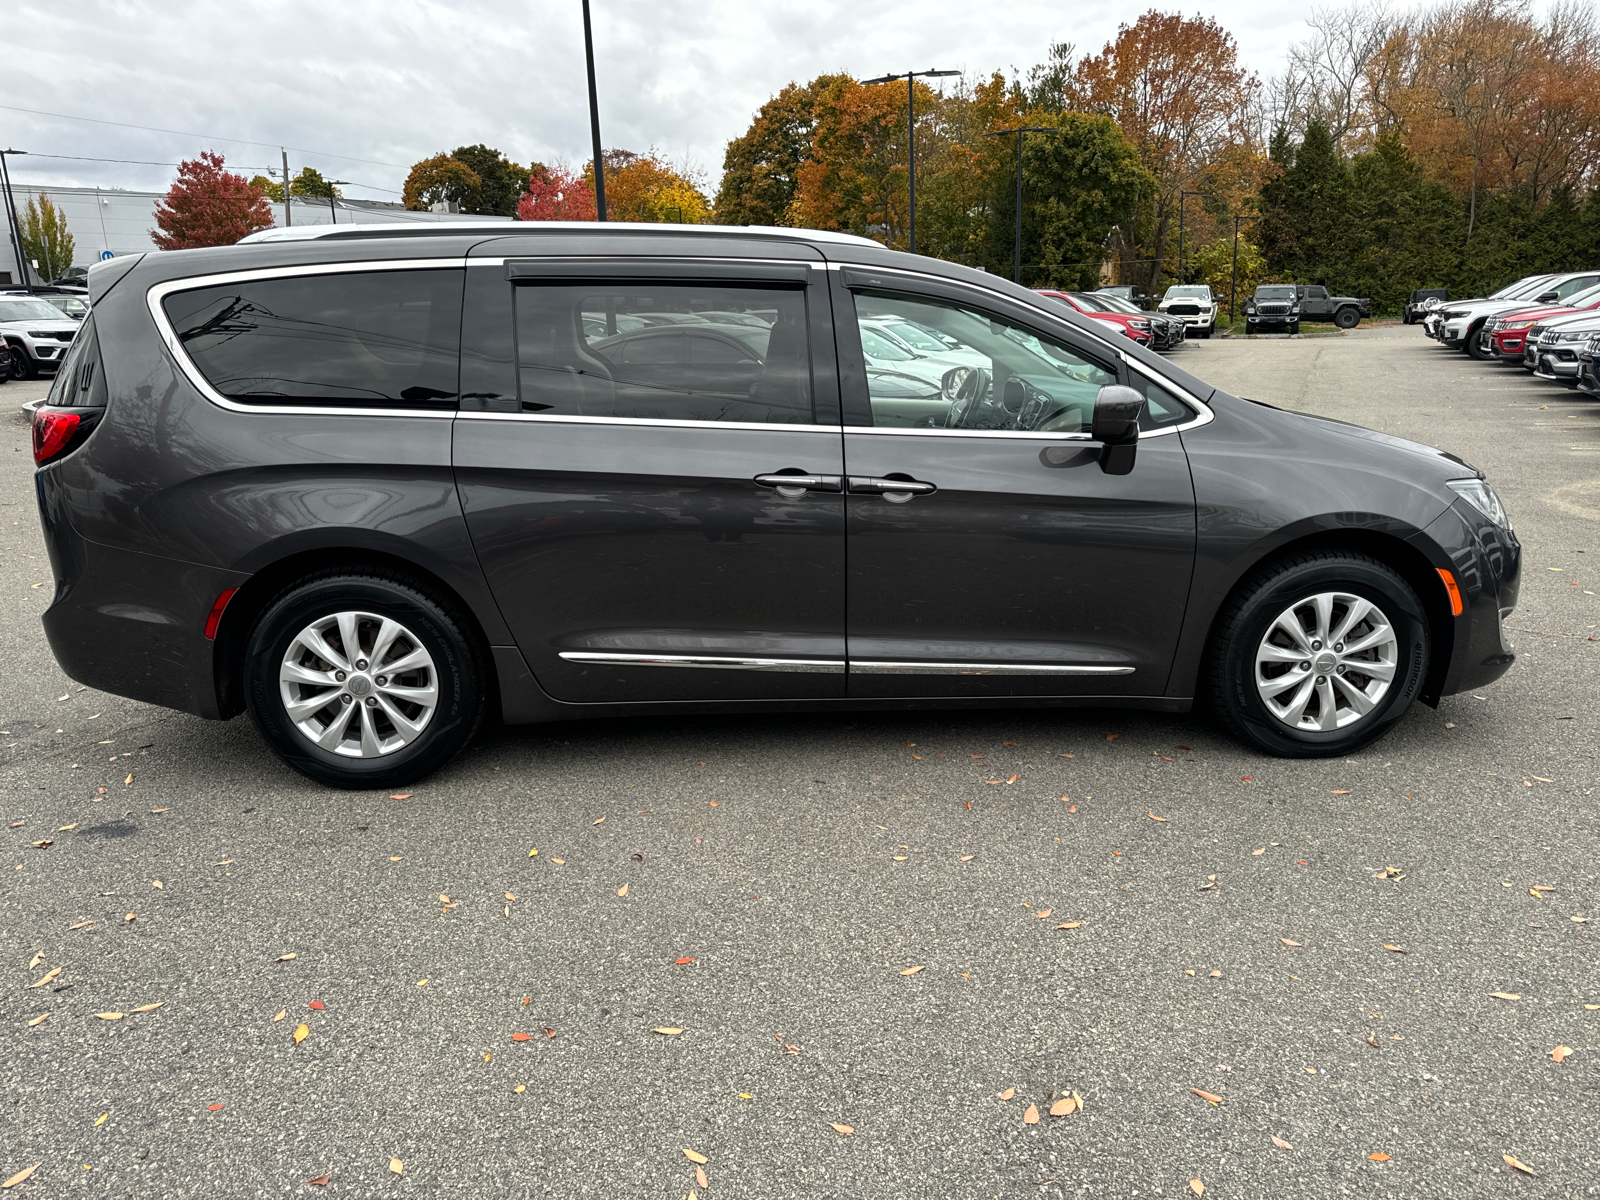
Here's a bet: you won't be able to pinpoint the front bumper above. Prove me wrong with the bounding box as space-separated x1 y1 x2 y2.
1160 309 1215 330
1528 342 1584 380
1415 497 1521 699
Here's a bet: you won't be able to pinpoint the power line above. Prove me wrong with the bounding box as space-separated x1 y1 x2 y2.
0 103 410 169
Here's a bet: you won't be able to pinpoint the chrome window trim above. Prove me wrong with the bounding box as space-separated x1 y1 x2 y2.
145 259 466 419
851 661 1135 676
457 411 840 434
844 425 1092 441
472 255 828 271
559 651 844 673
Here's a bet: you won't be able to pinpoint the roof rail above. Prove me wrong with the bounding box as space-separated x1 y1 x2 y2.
238 220 883 248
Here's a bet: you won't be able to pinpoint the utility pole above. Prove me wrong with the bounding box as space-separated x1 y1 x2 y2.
582 0 607 221
281 149 291 226
862 68 960 254
982 127 1059 284
0 149 32 292
1228 215 1241 325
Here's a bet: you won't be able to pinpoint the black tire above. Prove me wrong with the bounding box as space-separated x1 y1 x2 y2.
1207 550 1429 758
1288 323 1300 335
244 569 487 789
1465 322 1493 359
1334 307 1360 329
6 343 32 380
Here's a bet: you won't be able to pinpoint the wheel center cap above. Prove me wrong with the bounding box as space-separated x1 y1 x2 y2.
347 674 372 697
1313 652 1338 674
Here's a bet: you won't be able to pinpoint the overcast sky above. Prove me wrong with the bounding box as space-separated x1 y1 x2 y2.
5 0 1326 202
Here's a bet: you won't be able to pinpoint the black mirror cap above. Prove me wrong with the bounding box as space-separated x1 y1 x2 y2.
1092 385 1144 475
1537 291 1559 303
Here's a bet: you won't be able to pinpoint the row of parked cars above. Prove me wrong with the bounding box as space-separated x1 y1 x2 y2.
1421 270 1600 395
1 284 92 382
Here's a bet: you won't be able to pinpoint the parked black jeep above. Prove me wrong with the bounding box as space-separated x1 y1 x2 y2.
1244 284 1370 333
1403 288 1447 325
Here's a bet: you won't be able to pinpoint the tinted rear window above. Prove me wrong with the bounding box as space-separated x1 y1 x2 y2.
162 269 463 409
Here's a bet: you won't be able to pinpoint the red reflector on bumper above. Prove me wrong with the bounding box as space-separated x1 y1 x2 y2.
204 588 239 640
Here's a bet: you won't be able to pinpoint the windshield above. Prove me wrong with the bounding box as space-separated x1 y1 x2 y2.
1497 276 1551 299
0 299 71 322
1560 282 1600 308
860 327 915 361
1256 286 1298 300
1067 292 1114 312
1164 286 1210 299
1083 292 1140 314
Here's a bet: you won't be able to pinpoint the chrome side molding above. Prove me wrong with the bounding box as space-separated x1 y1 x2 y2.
558 652 846 673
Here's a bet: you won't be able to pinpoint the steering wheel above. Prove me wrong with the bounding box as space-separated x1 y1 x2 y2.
942 366 992 429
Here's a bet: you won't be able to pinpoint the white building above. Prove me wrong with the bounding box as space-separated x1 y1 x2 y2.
0 184 511 286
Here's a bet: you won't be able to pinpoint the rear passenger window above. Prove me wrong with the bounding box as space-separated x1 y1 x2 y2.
513 282 811 424
162 269 463 409
47 315 107 408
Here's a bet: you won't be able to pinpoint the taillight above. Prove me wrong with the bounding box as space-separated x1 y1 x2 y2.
32 410 81 465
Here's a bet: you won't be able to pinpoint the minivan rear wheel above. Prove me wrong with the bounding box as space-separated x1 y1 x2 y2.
1208 551 1429 758
244 570 486 788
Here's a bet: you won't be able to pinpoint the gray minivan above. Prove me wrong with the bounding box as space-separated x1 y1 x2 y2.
32 222 1520 787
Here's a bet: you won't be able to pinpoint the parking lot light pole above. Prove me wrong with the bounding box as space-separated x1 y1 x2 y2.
984 127 1058 284
1229 215 1241 325
583 0 607 221
862 68 960 254
326 181 348 225
1178 190 1201 283
0 149 32 293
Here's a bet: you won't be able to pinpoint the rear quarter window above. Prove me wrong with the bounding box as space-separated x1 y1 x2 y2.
161 268 463 409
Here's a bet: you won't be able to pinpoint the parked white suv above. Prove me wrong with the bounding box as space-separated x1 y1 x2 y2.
1157 285 1217 338
0 294 80 380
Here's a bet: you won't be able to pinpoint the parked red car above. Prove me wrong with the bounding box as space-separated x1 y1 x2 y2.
1484 282 1600 362
1035 289 1154 347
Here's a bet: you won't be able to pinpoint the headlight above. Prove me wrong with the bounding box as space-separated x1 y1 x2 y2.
1129 319 1150 329
1448 478 1510 529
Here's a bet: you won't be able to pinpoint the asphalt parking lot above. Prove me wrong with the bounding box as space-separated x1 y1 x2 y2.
2 325 1597 1198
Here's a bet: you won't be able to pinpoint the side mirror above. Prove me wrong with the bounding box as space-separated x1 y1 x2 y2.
1537 291 1559 303
1091 385 1145 476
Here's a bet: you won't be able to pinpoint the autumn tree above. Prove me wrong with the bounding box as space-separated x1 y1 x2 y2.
21 194 75 282
403 154 481 211
247 167 342 203
714 76 849 226
596 151 710 223
152 151 274 249
516 164 597 221
1067 12 1261 292
451 145 527 217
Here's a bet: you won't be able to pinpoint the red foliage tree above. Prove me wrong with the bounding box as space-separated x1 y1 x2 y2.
516 163 598 221
151 151 275 249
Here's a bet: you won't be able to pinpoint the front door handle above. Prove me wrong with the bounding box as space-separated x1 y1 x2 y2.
754 473 843 497
847 475 937 502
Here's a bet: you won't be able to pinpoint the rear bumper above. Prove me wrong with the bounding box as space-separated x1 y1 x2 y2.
37 470 245 719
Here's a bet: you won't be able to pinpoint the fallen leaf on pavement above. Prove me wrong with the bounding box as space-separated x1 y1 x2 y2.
1503 1154 1537 1176
307 1000 324 1011
1252 848 1265 855
1035 909 1053 919
27 1013 48 1027
96 1012 123 1021
959 854 974 861
1367 1036 1380 1048
1272 1135 1292 1149
1368 1152 1390 1162
293 1023 309 1045
272 1010 286 1022
513 1085 526 1094
504 893 516 902
1330 790 1350 795
1190 1181 1204 1196
511 1032 532 1042
1056 922 1082 929
1050 1097 1077 1116
543 1027 555 1038
1552 1045 1573 1062
206 1103 224 1111
683 1149 708 1165
1 1164 40 1190
674 957 695 965
29 841 52 850
68 920 93 930
389 794 411 800
305 1177 330 1187
1023 1104 1039 1124
27 952 43 969
653 1027 684 1036
616 884 628 897
58 824 77 832
1209 970 1222 978
999 1087 1015 1100
899 965 925 976
389 1159 404 1176
1148 812 1167 822
696 1166 709 1188
1490 992 1521 1001
1280 939 1302 947
829 1123 854 1135
1382 944 1407 953
276 953 296 962
130 1003 163 1013
593 817 605 825
28 968 61 989
1190 1088 1224 1105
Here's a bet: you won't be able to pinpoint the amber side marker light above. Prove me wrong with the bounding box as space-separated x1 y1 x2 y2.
1436 569 1464 617
204 588 239 640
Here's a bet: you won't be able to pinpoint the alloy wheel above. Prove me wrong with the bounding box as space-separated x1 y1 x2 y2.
1254 592 1398 732
278 610 439 757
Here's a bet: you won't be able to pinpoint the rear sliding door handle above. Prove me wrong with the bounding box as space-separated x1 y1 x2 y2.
847 475 937 502
754 473 843 497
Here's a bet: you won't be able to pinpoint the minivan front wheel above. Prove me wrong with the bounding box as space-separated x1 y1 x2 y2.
1208 551 1428 757
245 570 486 788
